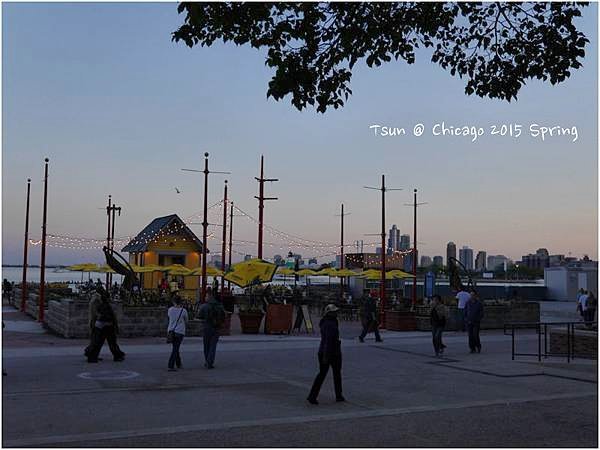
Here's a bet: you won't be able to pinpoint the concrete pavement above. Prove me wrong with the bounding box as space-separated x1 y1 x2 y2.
2 304 597 447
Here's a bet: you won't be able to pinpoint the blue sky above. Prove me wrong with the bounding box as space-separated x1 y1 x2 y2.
2 2 598 265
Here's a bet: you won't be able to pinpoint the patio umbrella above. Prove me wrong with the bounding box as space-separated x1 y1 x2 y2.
296 269 317 276
190 266 224 277
66 263 99 282
224 258 277 288
333 269 360 277
95 265 116 274
359 269 397 280
387 269 415 279
165 264 193 276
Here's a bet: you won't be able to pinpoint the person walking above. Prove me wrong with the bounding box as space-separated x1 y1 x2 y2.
430 295 447 356
198 293 226 369
464 291 484 353
86 287 126 363
167 294 188 371
307 304 344 405
455 287 471 332
358 293 382 343
582 291 596 329
577 288 587 318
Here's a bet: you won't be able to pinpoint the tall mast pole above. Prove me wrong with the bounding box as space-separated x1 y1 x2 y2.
228 201 234 290
413 189 417 307
201 153 209 303
105 195 112 290
380 175 386 315
336 203 350 297
221 180 228 300
21 178 31 312
38 158 49 322
255 155 278 259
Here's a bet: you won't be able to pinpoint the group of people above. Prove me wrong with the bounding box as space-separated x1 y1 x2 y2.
577 289 597 329
84 285 226 371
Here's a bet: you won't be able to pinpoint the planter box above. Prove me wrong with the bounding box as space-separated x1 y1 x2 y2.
265 304 293 334
385 310 417 331
218 313 232 336
239 311 264 334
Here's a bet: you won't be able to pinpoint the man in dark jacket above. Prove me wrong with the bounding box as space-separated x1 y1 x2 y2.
358 293 382 343
307 304 344 404
86 287 125 363
198 294 226 369
464 292 484 353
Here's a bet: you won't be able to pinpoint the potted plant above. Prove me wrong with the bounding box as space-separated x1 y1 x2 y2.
385 298 417 331
238 286 265 334
264 285 294 334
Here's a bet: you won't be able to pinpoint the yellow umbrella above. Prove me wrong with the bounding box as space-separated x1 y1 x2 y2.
277 267 296 276
190 266 224 277
224 258 277 288
296 269 317 276
66 263 99 272
165 264 193 276
388 269 415 279
95 265 116 274
359 269 397 280
333 269 360 277
316 268 337 276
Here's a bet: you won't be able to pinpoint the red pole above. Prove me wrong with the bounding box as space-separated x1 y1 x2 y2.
21 178 31 312
380 175 386 325
228 201 234 290
221 180 228 300
412 189 417 308
39 158 49 322
201 152 209 303
105 195 112 290
340 203 344 297
257 156 264 259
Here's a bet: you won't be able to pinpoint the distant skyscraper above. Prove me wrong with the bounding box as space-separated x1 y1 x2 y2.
446 242 456 266
459 246 474 271
400 234 411 251
475 251 487 271
487 255 510 271
273 254 284 266
433 256 443 267
388 224 400 252
420 255 432 267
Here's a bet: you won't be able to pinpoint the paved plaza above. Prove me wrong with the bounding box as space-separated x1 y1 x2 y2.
2 303 597 447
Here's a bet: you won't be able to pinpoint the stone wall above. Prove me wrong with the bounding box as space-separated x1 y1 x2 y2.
415 301 540 331
549 327 597 359
45 298 208 338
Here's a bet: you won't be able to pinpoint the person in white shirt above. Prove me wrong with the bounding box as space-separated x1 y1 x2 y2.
455 288 471 332
578 290 589 319
167 295 189 371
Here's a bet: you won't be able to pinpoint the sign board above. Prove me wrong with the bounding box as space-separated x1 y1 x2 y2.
425 271 436 298
292 304 314 333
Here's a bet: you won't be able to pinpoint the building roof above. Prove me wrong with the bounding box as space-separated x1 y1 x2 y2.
121 214 205 253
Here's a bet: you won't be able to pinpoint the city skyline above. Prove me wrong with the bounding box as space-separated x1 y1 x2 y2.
2 3 598 266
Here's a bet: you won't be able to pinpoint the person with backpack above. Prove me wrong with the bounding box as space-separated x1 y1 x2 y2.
86 287 125 363
167 294 189 371
430 295 447 356
198 292 226 369
583 292 596 329
358 292 383 343
307 304 345 405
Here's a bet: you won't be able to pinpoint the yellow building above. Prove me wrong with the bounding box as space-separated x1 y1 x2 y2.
122 214 207 297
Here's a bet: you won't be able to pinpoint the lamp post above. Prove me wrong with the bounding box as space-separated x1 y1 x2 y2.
220 180 228 300
335 203 351 297
364 176 401 325
182 153 229 304
405 189 427 309
21 178 31 312
255 155 278 259
39 158 49 322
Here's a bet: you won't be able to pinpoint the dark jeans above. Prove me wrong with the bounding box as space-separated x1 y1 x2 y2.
467 321 481 351
457 309 466 331
87 325 125 361
432 325 444 354
203 325 219 367
359 319 381 341
309 352 342 400
168 333 184 369
583 308 596 328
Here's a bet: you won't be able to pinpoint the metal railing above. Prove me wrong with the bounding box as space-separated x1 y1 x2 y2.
504 321 597 363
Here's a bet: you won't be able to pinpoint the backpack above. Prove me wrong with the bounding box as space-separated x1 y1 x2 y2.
97 300 115 323
207 303 226 328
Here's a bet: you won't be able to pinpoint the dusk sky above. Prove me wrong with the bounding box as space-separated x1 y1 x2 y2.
2 3 598 266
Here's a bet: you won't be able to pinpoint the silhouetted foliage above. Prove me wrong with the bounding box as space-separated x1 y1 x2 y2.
173 2 589 113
